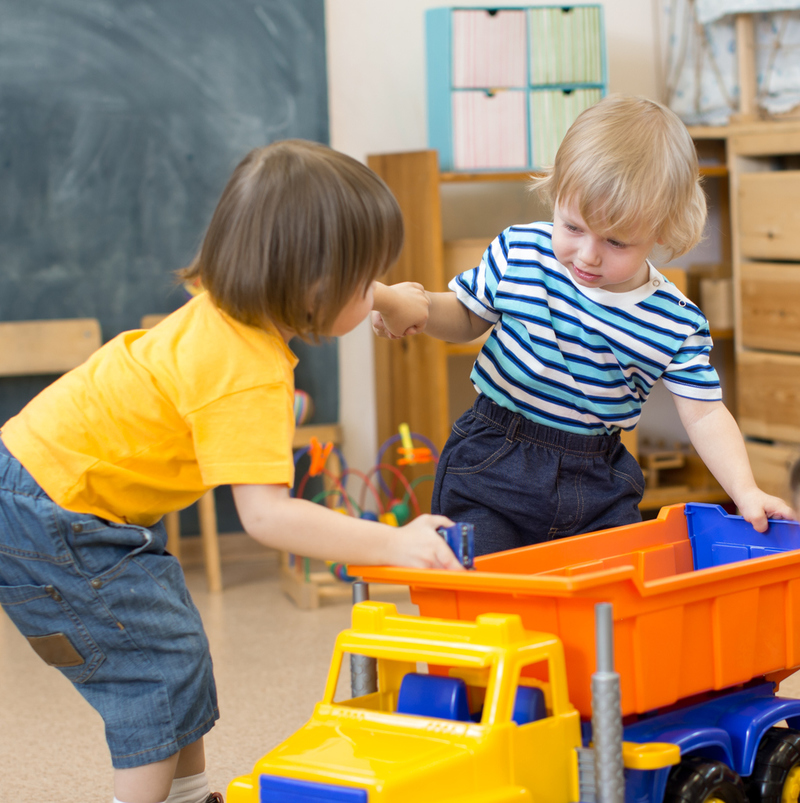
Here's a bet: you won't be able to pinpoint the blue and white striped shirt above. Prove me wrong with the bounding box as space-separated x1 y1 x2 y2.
450 222 722 436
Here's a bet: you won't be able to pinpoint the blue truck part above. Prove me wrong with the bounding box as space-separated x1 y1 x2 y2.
685 503 800 570
437 522 475 569
619 683 800 803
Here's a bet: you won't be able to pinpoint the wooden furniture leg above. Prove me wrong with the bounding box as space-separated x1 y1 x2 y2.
164 510 181 560
198 490 222 593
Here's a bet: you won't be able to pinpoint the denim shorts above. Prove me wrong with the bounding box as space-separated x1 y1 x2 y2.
0 437 218 769
432 395 645 556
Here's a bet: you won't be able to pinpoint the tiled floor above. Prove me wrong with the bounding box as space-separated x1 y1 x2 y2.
0 541 414 802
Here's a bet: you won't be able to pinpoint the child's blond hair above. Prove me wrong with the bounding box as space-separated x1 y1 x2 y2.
532 95 706 260
181 139 403 338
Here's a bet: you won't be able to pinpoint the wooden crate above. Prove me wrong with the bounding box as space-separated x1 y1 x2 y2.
737 351 800 442
740 263 800 352
738 171 800 260
744 439 799 501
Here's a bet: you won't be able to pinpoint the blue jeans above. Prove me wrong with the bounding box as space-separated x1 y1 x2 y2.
0 437 218 768
432 395 644 555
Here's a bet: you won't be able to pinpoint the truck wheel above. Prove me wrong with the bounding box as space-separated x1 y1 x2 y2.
665 757 748 803
745 727 800 803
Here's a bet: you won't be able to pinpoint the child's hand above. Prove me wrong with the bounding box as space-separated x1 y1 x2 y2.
737 489 796 532
388 514 466 570
372 281 430 338
371 310 403 340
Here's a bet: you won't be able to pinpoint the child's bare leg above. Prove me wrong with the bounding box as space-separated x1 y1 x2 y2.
113 737 205 803
173 737 206 779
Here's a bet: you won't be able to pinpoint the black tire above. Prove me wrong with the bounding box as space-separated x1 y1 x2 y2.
665 757 748 803
745 727 800 803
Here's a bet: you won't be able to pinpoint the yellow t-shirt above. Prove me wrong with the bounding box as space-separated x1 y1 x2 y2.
1 293 299 526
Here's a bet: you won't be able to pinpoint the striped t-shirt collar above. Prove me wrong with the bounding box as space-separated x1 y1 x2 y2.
561 259 665 308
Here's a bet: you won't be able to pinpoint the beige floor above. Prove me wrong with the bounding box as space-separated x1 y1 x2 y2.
0 539 415 803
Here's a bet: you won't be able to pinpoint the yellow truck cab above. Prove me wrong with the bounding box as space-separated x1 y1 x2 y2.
228 601 585 803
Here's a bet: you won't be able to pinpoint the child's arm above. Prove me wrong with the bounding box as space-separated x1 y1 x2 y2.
673 396 796 531
231 483 465 569
372 281 491 343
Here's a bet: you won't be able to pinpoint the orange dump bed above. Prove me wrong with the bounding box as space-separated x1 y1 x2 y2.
352 504 800 718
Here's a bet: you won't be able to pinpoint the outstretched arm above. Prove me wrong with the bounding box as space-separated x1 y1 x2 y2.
372 281 492 343
674 396 795 531
232 483 464 570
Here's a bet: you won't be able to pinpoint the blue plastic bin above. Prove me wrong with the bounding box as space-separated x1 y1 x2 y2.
685 503 800 570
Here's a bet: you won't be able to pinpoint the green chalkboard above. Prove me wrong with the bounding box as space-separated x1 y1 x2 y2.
0 0 336 531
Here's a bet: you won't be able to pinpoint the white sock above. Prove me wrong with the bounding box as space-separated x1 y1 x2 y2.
165 771 211 803
110 771 209 803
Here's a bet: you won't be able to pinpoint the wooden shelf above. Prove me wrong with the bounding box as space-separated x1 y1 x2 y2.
438 165 727 181
440 170 541 183
688 120 800 139
700 165 728 178
710 328 734 340
640 487 730 511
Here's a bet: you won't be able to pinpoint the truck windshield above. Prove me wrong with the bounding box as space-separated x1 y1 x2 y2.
331 653 552 726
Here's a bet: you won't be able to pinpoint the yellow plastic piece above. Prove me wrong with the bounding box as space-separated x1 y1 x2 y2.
782 765 800 803
379 511 398 527
622 741 681 770
398 422 414 453
229 602 581 803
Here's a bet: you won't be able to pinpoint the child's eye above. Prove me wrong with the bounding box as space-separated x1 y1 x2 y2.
607 238 627 249
564 223 579 233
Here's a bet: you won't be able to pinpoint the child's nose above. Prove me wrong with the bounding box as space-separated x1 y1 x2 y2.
578 238 601 265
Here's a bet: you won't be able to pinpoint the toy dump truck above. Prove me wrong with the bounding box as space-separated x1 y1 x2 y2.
230 503 800 803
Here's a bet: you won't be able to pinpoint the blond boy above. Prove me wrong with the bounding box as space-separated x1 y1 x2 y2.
373 95 793 555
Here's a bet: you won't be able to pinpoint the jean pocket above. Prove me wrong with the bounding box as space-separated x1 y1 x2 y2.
66 518 155 582
609 445 646 497
0 583 105 683
443 420 517 476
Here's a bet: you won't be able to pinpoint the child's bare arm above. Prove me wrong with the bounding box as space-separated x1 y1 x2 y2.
372 281 491 342
231 483 465 570
674 396 795 530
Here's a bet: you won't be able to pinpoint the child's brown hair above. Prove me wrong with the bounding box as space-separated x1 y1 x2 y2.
181 139 404 338
531 95 707 261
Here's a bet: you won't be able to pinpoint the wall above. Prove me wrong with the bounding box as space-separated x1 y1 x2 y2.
325 0 662 472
